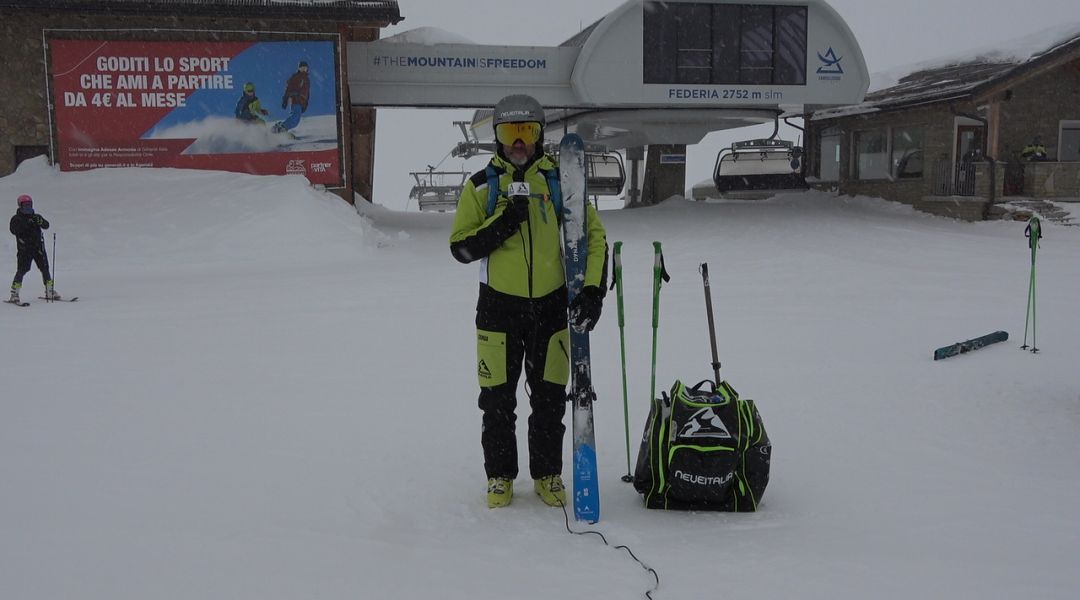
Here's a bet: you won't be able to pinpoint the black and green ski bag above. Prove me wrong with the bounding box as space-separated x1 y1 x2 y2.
633 379 771 511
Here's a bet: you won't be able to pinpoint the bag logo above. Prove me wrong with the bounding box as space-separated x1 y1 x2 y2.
507 182 530 197
678 407 732 439
673 470 733 487
478 359 492 380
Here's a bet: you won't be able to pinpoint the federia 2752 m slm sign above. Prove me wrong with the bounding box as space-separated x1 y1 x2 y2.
49 39 343 187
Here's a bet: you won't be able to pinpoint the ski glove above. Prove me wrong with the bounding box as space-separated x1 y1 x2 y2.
569 285 603 332
505 195 529 225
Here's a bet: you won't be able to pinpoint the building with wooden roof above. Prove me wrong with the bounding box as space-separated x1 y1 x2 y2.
804 26 1080 220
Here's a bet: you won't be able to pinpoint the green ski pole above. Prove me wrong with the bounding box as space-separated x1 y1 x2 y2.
1022 216 1041 353
649 242 670 409
612 242 633 483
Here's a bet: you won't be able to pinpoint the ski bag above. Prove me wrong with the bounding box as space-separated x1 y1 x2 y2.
633 379 771 511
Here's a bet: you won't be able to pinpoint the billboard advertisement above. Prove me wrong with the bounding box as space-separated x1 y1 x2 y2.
49 39 343 187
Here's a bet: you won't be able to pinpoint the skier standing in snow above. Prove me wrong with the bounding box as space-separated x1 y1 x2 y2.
234 81 269 124
1021 135 1049 161
9 195 59 302
449 94 608 509
273 61 310 134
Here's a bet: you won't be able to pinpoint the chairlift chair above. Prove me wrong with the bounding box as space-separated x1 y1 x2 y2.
711 138 806 200
409 168 469 212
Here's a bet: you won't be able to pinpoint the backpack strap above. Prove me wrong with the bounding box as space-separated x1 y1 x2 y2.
540 167 563 220
484 165 505 217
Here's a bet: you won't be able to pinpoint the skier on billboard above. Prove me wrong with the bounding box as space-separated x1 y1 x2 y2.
9 195 60 303
272 61 310 135
234 82 270 124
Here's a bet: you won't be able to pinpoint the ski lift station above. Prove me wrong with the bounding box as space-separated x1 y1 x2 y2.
349 0 869 208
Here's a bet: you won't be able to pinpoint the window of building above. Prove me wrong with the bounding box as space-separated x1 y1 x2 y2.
891 127 923 178
643 2 807 85
1060 120 1080 162
854 130 888 180
818 127 841 181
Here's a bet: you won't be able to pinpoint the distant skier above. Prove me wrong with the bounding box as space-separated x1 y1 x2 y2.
9 194 59 303
1021 135 1049 161
448 94 608 509
273 61 310 134
235 82 269 124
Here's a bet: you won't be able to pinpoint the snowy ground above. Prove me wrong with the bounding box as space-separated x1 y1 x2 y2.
3 159 1079 599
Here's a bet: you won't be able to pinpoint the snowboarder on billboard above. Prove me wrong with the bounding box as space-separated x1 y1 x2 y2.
9 195 59 303
448 94 607 509
234 81 270 124
272 61 310 134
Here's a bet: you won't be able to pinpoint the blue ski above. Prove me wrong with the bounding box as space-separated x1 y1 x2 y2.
560 133 600 522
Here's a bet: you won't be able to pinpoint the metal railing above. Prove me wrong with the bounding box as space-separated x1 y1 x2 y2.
930 159 977 196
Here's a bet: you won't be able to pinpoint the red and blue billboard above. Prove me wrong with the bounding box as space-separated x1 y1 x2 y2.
49 39 343 187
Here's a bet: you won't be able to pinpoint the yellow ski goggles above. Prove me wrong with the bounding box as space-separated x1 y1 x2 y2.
495 121 542 146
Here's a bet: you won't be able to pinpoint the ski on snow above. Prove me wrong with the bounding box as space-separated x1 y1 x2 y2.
933 330 1008 360
38 296 79 302
560 132 600 523
4 299 30 307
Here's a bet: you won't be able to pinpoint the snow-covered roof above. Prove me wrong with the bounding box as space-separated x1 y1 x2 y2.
812 23 1080 121
0 0 403 23
380 27 477 46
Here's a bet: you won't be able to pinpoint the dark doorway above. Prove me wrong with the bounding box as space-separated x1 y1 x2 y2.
14 145 49 168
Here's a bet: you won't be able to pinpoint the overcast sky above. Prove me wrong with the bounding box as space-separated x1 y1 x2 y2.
371 0 1080 208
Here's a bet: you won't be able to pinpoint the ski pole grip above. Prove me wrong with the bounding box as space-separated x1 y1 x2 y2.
613 241 625 327
652 242 663 328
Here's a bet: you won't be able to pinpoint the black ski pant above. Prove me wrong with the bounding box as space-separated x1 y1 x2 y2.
13 247 51 288
475 291 570 480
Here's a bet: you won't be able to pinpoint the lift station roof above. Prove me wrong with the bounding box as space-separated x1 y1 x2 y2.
348 0 869 149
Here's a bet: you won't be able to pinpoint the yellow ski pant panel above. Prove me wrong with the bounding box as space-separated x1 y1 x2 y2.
477 329 507 388
543 328 570 386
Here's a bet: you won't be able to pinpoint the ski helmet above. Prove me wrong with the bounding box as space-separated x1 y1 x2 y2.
493 94 545 127
243 82 255 93
17 194 32 206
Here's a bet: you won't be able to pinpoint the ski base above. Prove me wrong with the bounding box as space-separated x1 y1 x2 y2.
572 437 600 522
4 299 30 307
933 330 1008 360
38 296 79 302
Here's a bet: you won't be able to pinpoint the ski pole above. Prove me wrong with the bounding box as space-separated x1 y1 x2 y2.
1022 216 1041 352
649 242 670 408
612 242 633 483
42 232 56 302
699 263 722 386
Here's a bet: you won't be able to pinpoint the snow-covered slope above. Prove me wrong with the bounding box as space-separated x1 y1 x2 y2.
3 161 1079 599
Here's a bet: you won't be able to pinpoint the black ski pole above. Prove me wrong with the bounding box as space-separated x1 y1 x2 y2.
51 232 57 302
1021 216 1041 353
699 263 722 386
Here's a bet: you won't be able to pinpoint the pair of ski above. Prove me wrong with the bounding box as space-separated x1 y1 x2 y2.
560 134 600 523
4 296 79 307
560 135 670 522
